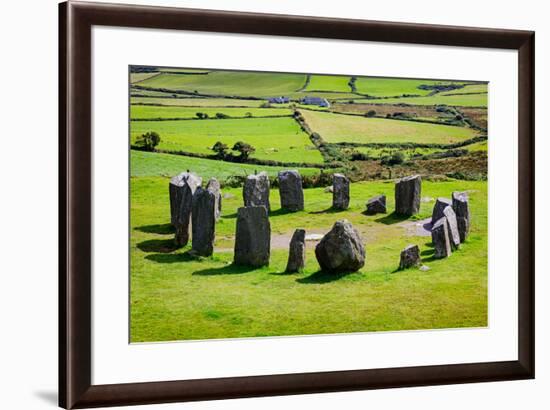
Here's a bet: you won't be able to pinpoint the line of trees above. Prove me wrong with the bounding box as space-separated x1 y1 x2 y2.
212 141 256 161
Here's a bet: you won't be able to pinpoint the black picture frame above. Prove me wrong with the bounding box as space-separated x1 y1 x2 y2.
59 1 535 408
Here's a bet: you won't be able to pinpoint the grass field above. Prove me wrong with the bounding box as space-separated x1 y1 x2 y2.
130 72 160 84
131 105 292 119
131 97 266 107
305 75 353 92
300 110 480 144
131 150 321 178
130 178 487 342
131 117 325 164
439 83 488 95
359 93 488 107
354 77 465 97
138 71 307 97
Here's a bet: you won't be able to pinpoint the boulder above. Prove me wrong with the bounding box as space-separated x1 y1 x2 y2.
285 229 306 273
191 187 216 256
234 206 271 267
206 177 222 221
169 172 202 247
243 172 270 211
443 206 461 250
431 197 452 224
332 173 350 210
315 220 365 273
278 170 304 212
452 191 470 242
395 175 422 216
399 244 421 270
431 217 451 258
365 194 386 215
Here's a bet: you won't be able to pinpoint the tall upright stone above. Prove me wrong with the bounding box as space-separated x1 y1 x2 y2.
332 173 350 210
278 170 304 212
243 172 270 211
395 175 422 216
206 177 222 221
452 191 470 242
443 206 461 250
315 220 365 273
432 217 451 258
285 229 306 273
191 187 216 256
234 206 271 267
431 197 452 224
169 172 202 247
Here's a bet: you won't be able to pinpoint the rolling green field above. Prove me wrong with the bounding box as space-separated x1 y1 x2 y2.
131 97 266 107
138 71 307 97
354 77 466 97
439 83 488 95
131 150 321 178
130 178 487 342
300 110 480 144
360 93 488 107
131 117 324 164
131 105 292 119
305 75 353 92
130 72 160 84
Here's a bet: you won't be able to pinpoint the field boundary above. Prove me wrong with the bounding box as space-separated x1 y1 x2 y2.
130 114 293 122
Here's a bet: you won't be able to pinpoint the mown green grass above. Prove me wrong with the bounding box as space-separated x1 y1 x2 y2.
130 150 321 178
131 117 324 164
354 77 465 97
130 72 160 84
305 75 352 92
131 97 266 107
359 93 488 107
138 71 307 97
300 110 480 144
130 178 487 342
131 105 292 119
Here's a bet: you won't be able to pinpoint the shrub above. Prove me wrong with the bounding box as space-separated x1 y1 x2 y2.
195 112 209 119
365 110 376 117
134 131 161 151
232 141 256 160
381 151 405 166
215 112 230 119
211 141 229 158
245 112 253 118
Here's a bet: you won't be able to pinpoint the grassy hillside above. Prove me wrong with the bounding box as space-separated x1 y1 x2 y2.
354 77 466 97
360 93 488 107
137 71 307 97
305 75 353 92
131 117 324 164
131 150 321 178
300 110 480 144
130 105 292 119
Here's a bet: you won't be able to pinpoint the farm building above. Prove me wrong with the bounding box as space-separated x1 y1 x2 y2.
268 96 290 104
301 96 330 107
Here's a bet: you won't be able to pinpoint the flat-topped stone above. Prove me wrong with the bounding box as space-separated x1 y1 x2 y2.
191 187 216 256
332 173 350 210
234 206 271 267
243 172 270 211
169 172 202 247
395 175 421 216
278 170 304 212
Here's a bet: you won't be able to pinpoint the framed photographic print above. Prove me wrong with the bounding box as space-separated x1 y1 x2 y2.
59 1 535 408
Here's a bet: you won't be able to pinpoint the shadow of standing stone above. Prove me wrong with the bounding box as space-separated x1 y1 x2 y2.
234 206 270 267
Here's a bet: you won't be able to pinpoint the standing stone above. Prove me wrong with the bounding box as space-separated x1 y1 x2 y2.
431 197 452 224
365 195 386 215
431 217 451 258
395 175 422 216
285 229 306 273
332 173 350 210
315 220 365 273
169 172 202 247
452 191 470 242
191 187 216 256
234 206 270 267
278 170 304 212
443 206 461 250
243 172 270 211
399 244 421 270
206 177 222 221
